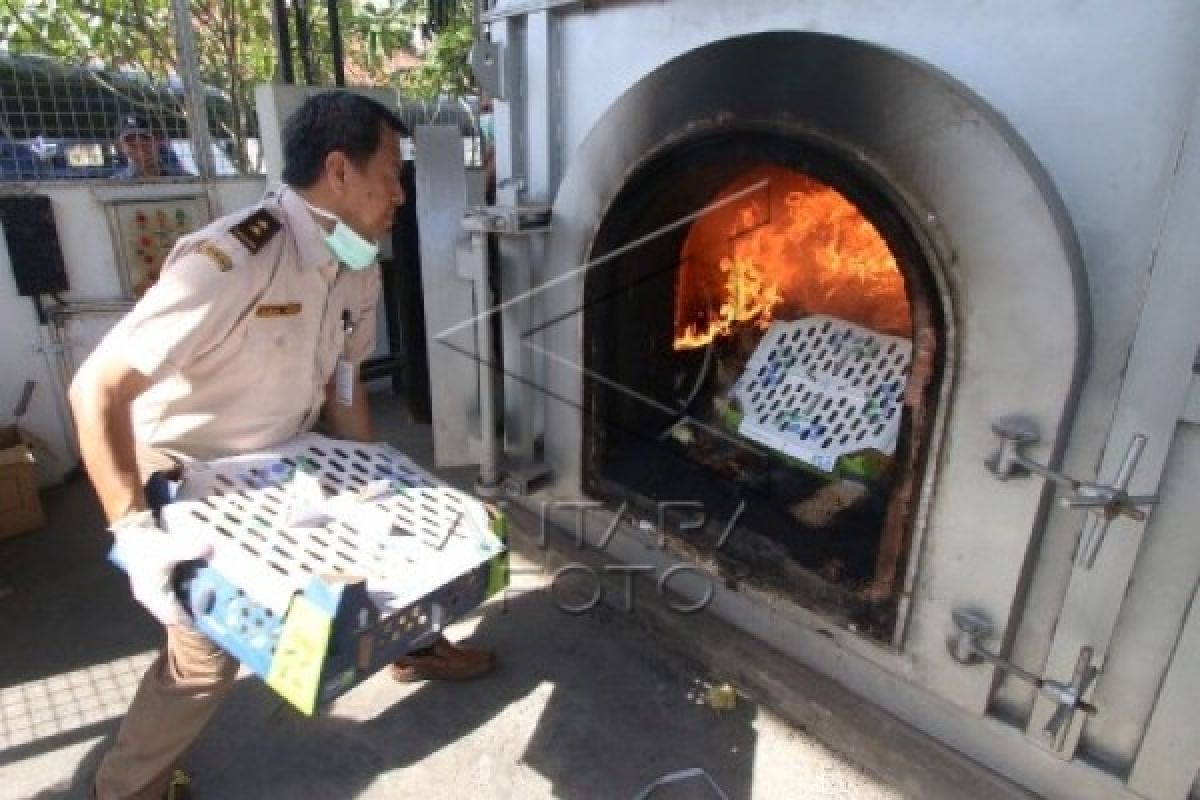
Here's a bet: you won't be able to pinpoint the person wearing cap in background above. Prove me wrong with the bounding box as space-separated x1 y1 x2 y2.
114 112 186 179
72 90 495 800
478 98 496 200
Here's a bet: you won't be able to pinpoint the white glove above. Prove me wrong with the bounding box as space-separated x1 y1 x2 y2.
110 510 213 627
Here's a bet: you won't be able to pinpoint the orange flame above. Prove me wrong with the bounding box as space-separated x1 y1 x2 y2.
673 165 911 350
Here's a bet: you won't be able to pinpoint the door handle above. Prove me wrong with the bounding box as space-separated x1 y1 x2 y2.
985 417 1159 569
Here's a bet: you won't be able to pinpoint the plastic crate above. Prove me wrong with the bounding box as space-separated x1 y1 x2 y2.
729 315 911 476
115 434 507 714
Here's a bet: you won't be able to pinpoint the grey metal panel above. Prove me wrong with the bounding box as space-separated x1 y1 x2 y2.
530 31 1088 715
485 0 1200 793
1182 377 1200 425
1123 424 1200 799
1029 82 1200 760
537 0 1200 727
500 236 539 465
492 16 527 198
539 500 1143 800
499 11 557 467
484 0 581 21
523 11 562 202
414 125 479 467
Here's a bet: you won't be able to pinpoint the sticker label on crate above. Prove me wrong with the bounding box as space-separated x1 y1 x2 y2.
265 594 333 715
731 315 912 471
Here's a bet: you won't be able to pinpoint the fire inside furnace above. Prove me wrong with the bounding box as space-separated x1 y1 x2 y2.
675 165 911 348
584 149 935 636
668 165 913 478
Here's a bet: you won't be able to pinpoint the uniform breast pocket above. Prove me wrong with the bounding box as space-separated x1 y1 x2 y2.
241 316 316 416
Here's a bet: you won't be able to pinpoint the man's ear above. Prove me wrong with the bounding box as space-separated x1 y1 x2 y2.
324 151 349 194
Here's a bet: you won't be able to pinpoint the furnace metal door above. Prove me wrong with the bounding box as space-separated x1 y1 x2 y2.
1025 94 1200 798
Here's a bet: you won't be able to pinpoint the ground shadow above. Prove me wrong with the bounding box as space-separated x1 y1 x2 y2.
28 572 757 800
0 480 161 690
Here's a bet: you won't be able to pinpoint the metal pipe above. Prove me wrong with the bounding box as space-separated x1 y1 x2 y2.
472 0 484 41
966 642 1044 686
36 319 80 462
294 0 316 85
472 230 502 492
271 0 296 84
47 301 135 318
326 0 346 87
24 297 77 461
1112 433 1147 488
1013 453 1078 489
169 0 216 179
482 0 583 22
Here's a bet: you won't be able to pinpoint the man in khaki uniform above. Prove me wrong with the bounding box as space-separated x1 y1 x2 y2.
70 91 493 800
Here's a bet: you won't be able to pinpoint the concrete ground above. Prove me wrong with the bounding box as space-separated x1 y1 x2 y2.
0 392 1032 800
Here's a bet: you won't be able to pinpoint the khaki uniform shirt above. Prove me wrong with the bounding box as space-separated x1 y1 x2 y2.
93 186 380 464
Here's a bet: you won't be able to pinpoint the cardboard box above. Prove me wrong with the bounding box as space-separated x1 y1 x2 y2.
0 425 44 539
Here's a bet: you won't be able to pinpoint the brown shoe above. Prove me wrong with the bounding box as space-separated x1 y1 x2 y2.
391 636 495 682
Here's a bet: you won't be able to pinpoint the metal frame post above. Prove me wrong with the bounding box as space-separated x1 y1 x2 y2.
327 0 346 86
271 0 296 84
169 0 216 179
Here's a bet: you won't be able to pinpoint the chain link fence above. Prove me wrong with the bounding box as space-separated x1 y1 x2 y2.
1 0 267 183
1 1 484 184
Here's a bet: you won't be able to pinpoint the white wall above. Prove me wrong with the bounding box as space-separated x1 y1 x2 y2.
0 179 266 485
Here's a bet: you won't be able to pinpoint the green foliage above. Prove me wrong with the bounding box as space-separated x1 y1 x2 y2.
5 0 188 78
346 0 424 76
3 0 276 171
401 11 475 99
1 0 480 169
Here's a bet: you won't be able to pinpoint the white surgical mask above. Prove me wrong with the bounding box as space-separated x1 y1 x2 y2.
301 199 379 270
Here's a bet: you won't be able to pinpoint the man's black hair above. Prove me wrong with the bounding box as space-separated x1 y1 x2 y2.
282 90 409 188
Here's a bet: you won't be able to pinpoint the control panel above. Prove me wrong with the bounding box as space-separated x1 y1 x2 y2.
0 195 70 296
109 196 210 298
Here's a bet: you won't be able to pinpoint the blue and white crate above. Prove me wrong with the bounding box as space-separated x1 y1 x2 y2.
731 315 912 473
120 434 508 714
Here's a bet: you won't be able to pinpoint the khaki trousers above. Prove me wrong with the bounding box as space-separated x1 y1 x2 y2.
93 625 238 799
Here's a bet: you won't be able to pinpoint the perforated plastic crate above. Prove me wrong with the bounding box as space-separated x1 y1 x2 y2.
730 315 912 475
114 434 507 714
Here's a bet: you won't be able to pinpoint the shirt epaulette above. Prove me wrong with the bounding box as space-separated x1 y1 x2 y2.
194 242 234 272
230 209 282 254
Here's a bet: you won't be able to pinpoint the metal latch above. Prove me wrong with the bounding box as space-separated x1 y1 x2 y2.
501 463 552 497
985 416 1159 568
469 41 507 102
459 203 554 499
462 204 552 236
948 609 1098 752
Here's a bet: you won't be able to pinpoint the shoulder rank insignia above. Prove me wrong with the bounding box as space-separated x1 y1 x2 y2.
230 209 281 254
196 242 233 272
